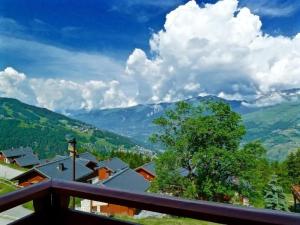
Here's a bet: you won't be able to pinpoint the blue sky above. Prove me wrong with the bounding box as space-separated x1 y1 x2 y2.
0 0 300 111
1 0 299 64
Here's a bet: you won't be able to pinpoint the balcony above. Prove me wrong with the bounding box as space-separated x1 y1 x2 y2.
0 179 300 225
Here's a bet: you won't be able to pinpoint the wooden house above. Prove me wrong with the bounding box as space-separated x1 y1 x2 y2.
86 168 150 216
12 152 98 187
0 147 39 167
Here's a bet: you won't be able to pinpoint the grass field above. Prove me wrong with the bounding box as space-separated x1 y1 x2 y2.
0 182 15 195
116 216 218 225
0 161 28 172
0 179 34 210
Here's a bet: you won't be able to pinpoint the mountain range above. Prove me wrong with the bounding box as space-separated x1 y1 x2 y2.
70 89 300 161
0 98 138 159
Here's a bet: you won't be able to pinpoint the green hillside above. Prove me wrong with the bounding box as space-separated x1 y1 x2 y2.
243 101 300 160
0 98 138 159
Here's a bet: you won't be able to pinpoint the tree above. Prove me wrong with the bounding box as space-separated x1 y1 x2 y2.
237 141 270 204
286 148 300 185
264 175 288 211
151 101 253 201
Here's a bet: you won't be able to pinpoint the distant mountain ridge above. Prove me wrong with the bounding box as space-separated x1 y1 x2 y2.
70 90 300 161
0 98 138 159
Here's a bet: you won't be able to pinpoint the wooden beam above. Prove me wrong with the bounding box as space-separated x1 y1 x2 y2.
0 180 51 212
52 179 300 225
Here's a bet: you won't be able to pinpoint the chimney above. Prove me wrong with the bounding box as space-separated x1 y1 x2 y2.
57 163 65 171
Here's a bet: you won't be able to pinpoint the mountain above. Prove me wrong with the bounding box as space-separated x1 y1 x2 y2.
69 96 251 148
243 100 300 161
70 90 300 161
0 98 138 159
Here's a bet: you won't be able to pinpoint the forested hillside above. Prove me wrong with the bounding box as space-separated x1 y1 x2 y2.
243 101 300 160
71 94 300 161
0 98 138 159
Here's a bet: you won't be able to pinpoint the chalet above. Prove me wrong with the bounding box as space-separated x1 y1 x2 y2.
12 153 98 187
135 161 189 181
0 147 39 168
97 157 129 181
13 153 40 168
83 168 150 216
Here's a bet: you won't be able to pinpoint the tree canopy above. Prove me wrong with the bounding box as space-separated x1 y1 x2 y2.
151 101 268 202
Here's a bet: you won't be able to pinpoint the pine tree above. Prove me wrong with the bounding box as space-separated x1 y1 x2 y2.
264 175 288 211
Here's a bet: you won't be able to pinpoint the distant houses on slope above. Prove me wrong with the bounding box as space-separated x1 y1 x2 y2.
0 147 40 168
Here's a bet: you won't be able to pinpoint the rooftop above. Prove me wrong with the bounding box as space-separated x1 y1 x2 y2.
99 168 150 193
0 147 33 158
14 153 40 167
98 157 128 172
138 161 189 177
78 152 98 163
12 155 96 182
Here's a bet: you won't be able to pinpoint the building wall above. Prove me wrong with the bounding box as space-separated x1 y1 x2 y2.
100 204 136 217
0 153 5 162
98 167 111 180
136 168 155 181
19 174 46 187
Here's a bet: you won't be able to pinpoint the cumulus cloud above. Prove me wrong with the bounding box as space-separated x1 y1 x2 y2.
1 0 300 111
0 67 136 112
126 0 300 104
0 67 36 105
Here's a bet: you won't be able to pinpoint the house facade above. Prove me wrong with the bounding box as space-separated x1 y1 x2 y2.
84 167 150 217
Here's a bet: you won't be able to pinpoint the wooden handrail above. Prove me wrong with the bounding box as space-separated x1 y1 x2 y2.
1 179 300 225
51 179 300 225
0 180 51 212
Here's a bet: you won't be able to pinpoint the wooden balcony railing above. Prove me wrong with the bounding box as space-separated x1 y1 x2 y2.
1 179 300 225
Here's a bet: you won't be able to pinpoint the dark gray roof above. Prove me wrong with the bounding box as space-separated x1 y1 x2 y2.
34 157 94 181
52 155 68 161
141 162 156 176
99 168 150 193
1 147 33 158
14 153 40 167
78 152 97 163
139 161 189 178
98 157 128 172
178 167 189 177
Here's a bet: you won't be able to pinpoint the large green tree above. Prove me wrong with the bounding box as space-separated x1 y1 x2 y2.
151 101 265 201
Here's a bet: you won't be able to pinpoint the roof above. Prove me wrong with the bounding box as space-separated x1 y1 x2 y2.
98 157 128 172
1 147 33 158
178 167 189 177
139 162 156 176
78 152 97 163
34 157 94 181
99 168 150 193
138 161 189 178
14 153 40 167
52 155 68 161
12 157 94 181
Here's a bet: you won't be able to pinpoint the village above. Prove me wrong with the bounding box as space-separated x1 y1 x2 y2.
0 145 186 218
1 143 300 221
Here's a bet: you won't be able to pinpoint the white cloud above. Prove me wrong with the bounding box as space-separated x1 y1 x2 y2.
1 0 300 111
126 0 300 103
0 67 136 112
0 67 36 105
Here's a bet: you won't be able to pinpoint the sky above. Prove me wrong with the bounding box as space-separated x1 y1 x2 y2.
1 0 300 112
